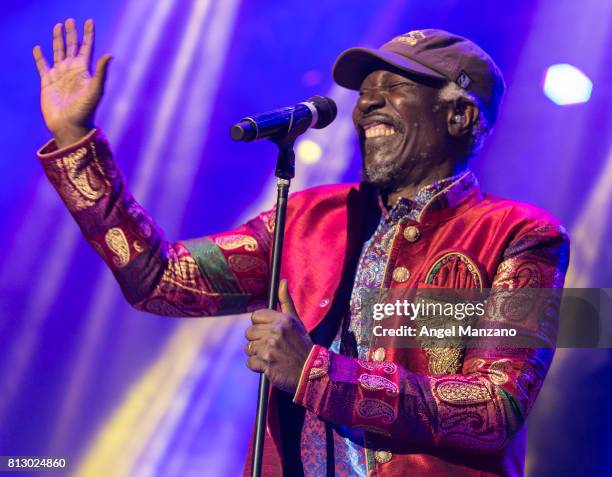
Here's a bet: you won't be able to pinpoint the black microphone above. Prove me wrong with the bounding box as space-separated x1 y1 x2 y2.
230 95 337 142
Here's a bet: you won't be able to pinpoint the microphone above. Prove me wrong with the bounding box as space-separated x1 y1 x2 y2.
230 95 337 142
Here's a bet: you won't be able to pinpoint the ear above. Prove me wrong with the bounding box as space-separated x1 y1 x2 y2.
446 99 479 138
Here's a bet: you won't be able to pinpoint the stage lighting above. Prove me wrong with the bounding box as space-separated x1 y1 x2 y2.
543 64 593 105
296 139 322 164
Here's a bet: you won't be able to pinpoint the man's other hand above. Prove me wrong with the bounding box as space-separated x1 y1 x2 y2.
245 279 314 394
33 19 111 148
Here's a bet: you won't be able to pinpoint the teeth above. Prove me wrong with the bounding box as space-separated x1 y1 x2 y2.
364 124 396 138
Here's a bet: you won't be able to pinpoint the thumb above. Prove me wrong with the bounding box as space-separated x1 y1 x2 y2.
279 279 297 317
92 54 112 95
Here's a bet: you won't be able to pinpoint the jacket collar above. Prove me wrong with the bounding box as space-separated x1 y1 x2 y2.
363 170 483 225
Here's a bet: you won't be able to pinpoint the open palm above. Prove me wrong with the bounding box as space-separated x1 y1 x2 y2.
33 18 111 147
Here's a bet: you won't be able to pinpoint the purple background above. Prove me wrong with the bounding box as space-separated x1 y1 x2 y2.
0 0 611 476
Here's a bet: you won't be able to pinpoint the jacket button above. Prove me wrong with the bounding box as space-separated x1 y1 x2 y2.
375 449 393 464
392 266 410 283
319 298 330 307
372 347 386 361
403 225 420 242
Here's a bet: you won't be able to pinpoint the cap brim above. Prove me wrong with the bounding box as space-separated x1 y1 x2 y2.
333 47 447 90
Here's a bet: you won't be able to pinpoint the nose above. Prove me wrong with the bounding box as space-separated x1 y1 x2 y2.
357 89 385 114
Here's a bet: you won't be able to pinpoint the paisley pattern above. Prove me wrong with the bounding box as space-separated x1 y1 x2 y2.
358 374 399 395
357 398 396 424
215 234 258 252
357 359 397 375
309 347 330 380
49 143 109 211
434 379 491 404
104 227 130 268
425 347 464 374
227 254 267 274
38 132 570 475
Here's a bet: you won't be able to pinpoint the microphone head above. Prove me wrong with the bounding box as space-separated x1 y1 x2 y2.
308 95 338 129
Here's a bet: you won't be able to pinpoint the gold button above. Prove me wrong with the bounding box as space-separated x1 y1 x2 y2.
372 347 386 362
392 266 410 283
375 449 393 464
403 225 420 242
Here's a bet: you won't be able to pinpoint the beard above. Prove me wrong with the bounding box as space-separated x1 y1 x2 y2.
360 142 410 191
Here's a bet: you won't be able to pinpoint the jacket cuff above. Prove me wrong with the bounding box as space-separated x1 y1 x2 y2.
293 344 362 416
36 128 118 214
293 345 331 412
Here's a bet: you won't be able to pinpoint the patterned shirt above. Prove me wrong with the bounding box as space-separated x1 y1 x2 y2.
300 171 469 477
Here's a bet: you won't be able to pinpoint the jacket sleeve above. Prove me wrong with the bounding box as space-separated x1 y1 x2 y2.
37 128 273 317
293 220 570 453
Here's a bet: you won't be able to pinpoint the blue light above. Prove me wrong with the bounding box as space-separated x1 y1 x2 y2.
543 64 593 105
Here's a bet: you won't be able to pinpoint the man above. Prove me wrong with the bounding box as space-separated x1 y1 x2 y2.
33 20 568 477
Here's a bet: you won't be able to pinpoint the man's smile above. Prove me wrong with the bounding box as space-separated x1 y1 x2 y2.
364 123 397 138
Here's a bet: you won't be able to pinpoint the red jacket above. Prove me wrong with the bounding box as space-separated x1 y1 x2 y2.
39 129 569 477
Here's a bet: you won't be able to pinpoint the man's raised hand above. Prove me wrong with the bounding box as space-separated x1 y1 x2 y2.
33 19 111 148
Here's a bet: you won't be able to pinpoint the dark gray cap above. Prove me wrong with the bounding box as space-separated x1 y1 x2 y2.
333 29 505 125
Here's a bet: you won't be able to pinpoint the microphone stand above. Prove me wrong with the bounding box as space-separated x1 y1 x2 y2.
251 135 295 477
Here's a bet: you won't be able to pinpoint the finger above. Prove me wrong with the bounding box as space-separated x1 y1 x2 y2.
243 339 264 356
92 54 112 95
246 356 267 373
79 19 94 68
33 45 49 77
52 23 65 64
251 309 277 325
279 279 297 317
65 18 78 57
245 324 271 341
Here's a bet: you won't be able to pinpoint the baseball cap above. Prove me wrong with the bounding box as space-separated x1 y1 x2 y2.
333 29 505 125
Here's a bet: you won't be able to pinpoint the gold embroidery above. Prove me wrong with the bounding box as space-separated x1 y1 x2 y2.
489 359 512 385
105 227 130 268
309 348 330 380
436 380 490 404
57 146 107 211
227 254 267 274
425 347 464 374
215 234 258 252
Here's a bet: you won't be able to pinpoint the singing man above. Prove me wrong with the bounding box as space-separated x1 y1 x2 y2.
33 19 569 477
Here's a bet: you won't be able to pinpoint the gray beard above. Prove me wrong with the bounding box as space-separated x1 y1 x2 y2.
361 157 407 191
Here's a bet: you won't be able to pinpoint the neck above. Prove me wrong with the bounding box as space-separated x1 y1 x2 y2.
385 161 467 207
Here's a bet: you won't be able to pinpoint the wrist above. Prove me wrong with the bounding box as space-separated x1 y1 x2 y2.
53 125 93 149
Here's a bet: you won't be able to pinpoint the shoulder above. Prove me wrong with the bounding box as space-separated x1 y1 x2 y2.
479 194 567 234
479 195 570 268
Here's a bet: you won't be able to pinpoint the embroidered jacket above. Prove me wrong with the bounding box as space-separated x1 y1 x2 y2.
38 129 569 477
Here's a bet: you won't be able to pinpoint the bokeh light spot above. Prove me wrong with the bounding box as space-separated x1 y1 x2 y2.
543 64 592 105
296 139 322 164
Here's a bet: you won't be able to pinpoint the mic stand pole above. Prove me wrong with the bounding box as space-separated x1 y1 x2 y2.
251 136 295 477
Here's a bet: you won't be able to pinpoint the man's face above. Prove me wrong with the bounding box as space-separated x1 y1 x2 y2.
353 69 448 190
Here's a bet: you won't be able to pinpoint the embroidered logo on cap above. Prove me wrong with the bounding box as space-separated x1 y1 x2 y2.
392 30 426 46
456 71 472 89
